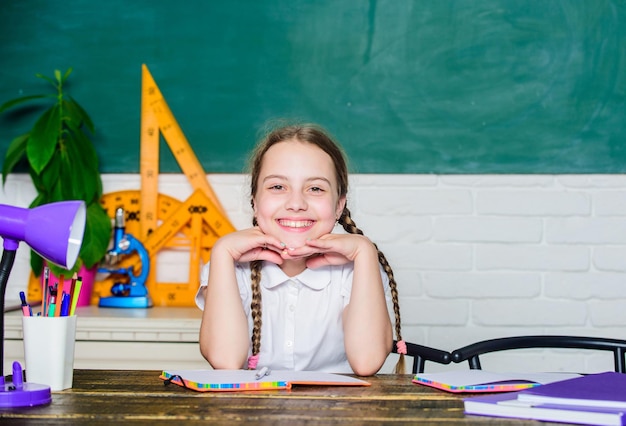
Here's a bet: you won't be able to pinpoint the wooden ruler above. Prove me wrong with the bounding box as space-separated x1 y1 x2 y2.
139 66 160 239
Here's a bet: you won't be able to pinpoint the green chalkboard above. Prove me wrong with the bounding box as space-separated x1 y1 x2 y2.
1 0 624 174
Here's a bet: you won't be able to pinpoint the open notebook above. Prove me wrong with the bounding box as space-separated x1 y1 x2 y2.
160 369 370 392
413 370 581 393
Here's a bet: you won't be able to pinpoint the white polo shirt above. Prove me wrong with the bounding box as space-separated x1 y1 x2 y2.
196 261 391 373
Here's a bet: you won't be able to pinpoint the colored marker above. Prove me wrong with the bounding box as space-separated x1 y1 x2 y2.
48 285 57 317
19 291 32 317
42 267 50 316
60 292 70 316
69 276 83 316
55 276 64 317
68 273 77 311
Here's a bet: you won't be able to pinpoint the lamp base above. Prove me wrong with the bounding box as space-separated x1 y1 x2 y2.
98 295 153 308
0 379 51 408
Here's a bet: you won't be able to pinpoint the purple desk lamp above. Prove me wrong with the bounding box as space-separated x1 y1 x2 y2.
0 200 86 408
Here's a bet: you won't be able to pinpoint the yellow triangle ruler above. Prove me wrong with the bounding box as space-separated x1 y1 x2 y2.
140 64 226 237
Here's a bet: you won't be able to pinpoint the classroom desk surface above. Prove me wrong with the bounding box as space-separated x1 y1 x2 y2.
0 370 559 425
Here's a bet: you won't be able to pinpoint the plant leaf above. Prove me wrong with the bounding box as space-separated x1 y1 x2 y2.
79 202 112 268
28 105 60 173
65 97 95 134
27 189 47 209
2 133 29 185
34 151 61 197
58 153 80 201
30 251 44 278
0 94 52 114
65 117 98 165
64 124 100 202
47 258 83 277
35 73 56 87
63 68 73 82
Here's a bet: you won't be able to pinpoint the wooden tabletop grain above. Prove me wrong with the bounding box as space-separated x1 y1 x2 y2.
0 370 556 425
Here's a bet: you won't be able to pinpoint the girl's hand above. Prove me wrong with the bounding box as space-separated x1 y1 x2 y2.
284 234 376 269
214 227 286 264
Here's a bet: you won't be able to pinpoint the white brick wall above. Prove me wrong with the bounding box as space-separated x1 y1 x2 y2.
2 173 626 374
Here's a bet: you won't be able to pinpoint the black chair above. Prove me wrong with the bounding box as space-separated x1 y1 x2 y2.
451 335 626 373
392 340 451 374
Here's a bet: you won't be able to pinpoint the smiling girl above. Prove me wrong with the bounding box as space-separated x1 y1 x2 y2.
196 123 405 376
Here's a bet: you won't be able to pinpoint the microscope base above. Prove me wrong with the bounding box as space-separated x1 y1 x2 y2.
98 296 153 308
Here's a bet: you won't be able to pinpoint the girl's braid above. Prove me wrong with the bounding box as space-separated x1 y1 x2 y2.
247 211 263 369
339 207 406 374
249 259 263 368
250 260 262 362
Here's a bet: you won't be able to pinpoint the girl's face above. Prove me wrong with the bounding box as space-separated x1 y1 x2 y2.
253 139 346 249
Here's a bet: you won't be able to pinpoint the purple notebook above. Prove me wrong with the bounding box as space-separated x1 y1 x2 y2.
518 372 626 408
465 392 626 425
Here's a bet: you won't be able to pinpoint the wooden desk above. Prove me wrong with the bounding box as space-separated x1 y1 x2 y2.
0 370 551 425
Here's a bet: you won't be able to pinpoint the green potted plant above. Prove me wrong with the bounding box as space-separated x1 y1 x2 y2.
0 68 111 281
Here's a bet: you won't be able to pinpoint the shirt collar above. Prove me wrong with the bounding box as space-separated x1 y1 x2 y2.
261 261 331 291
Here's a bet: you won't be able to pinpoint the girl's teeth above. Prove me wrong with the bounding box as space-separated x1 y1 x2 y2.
279 220 313 228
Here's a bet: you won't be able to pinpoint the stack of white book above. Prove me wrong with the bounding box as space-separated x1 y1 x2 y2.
464 372 626 426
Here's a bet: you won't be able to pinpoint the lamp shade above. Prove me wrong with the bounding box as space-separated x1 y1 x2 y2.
0 201 86 269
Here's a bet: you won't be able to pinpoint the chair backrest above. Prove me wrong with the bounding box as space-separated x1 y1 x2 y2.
450 335 626 373
392 340 451 374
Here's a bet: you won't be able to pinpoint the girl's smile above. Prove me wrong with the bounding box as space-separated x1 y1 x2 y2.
276 218 315 230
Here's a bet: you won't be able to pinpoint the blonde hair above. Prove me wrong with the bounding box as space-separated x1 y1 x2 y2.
248 123 405 374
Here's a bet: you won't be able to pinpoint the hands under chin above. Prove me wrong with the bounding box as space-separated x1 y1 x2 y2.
240 245 284 264
242 243 324 266
280 236 354 269
234 230 365 268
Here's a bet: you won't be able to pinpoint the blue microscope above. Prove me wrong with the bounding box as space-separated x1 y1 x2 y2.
98 207 153 308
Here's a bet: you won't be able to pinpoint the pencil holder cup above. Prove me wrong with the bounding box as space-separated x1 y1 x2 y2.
22 315 78 391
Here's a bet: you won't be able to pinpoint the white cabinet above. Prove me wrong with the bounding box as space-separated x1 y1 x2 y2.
4 306 209 372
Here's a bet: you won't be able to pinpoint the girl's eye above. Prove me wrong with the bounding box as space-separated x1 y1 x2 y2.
309 186 324 193
269 184 284 191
